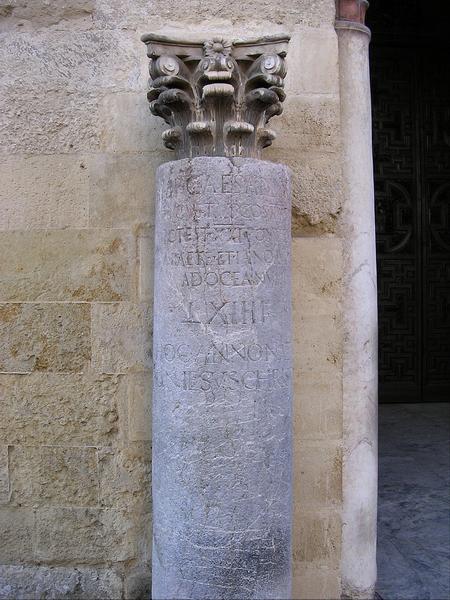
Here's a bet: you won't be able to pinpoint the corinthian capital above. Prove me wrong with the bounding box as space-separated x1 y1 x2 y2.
141 33 290 158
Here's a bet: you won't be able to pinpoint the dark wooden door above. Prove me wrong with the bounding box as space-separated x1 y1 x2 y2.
371 45 450 402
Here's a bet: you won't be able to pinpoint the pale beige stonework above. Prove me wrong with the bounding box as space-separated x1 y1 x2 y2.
0 373 126 446
292 237 344 598
0 155 89 230
0 230 137 302
0 446 9 505
0 0 377 598
9 445 99 507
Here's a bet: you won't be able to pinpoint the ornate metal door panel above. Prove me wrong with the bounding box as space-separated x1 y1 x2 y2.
371 46 450 402
422 52 450 401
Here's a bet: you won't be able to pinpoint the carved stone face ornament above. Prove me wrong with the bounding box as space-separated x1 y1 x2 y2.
141 34 290 158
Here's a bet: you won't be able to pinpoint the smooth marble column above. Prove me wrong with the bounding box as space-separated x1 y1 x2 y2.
336 17 378 600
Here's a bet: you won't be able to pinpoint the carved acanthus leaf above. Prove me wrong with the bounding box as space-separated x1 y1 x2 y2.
141 33 290 158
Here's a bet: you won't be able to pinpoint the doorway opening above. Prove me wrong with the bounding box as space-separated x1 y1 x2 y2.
368 1 450 597
369 1 450 404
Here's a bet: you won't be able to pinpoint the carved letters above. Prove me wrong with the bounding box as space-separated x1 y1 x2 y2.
153 159 292 401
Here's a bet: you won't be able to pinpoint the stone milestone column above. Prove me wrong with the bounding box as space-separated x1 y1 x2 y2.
142 34 292 599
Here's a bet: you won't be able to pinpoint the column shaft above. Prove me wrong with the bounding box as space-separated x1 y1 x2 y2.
152 157 292 599
336 20 378 600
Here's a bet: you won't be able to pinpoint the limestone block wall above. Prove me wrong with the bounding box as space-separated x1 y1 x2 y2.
0 1 345 598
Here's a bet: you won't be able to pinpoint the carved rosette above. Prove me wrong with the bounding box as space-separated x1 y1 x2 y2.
141 34 290 158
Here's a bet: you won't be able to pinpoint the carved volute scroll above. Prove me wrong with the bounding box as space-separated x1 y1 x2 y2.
141 33 290 158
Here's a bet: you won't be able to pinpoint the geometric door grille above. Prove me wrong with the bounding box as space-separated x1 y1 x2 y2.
371 43 450 402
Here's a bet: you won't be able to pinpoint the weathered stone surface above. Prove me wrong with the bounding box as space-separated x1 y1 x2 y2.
138 229 154 303
98 444 150 511
127 371 152 442
294 314 342 376
35 507 136 562
270 96 341 154
293 565 340 600
0 230 136 302
0 447 9 505
0 373 124 446
100 92 167 154
91 303 152 374
0 303 90 373
0 31 142 92
286 28 339 95
9 446 99 507
270 92 344 229
295 511 341 566
292 235 343 385
0 88 100 154
124 566 151 600
269 150 343 234
0 155 88 230
292 238 343 450
0 565 123 600
0 0 94 31
294 373 343 441
296 442 342 508
292 237 343 317
88 153 161 228
93 0 335 29
152 157 292 598
0 508 34 563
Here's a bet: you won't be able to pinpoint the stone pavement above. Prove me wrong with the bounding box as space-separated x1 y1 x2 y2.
377 403 450 600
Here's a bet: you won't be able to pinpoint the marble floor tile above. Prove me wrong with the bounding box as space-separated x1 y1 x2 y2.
377 403 450 600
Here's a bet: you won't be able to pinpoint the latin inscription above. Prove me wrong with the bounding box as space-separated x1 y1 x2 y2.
154 341 291 365
184 172 280 196
167 249 279 267
154 367 292 392
181 270 270 288
171 201 288 222
167 224 281 244
180 299 270 325
156 164 291 403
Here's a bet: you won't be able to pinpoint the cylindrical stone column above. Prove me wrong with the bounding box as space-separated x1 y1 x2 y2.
141 34 293 598
153 157 292 599
336 2 378 598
